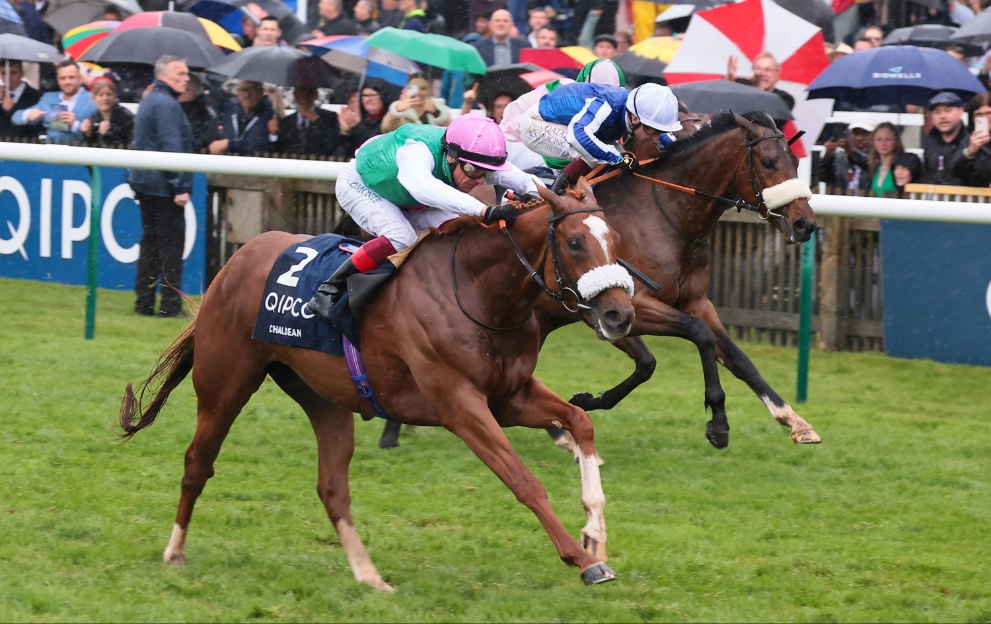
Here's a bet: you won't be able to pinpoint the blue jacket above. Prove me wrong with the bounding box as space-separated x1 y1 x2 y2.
128 80 194 198
538 82 631 165
12 89 96 144
220 97 274 156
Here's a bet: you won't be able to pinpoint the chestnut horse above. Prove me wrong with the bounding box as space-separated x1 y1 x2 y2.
541 110 821 450
118 181 635 590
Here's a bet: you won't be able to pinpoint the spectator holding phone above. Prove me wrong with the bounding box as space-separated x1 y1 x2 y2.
13 60 95 144
952 92 991 188
380 73 451 133
819 118 874 195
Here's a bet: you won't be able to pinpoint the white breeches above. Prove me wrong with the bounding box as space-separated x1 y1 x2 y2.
519 104 579 162
506 139 551 171
335 161 454 251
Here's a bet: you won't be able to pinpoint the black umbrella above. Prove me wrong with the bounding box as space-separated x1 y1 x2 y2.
232 0 308 45
615 51 666 81
951 6 991 46
43 0 142 34
671 80 793 122
769 0 834 41
79 26 226 70
884 24 983 57
207 46 337 88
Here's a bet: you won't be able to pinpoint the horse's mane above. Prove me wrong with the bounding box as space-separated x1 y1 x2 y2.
430 191 570 236
651 110 779 167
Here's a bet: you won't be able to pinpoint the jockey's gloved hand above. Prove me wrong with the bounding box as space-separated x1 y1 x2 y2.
483 203 519 226
617 154 639 175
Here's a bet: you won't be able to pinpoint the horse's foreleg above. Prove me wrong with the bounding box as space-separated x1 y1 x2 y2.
631 297 730 449
436 384 613 585
166 356 267 566
694 299 822 444
268 363 394 592
569 336 657 411
499 378 611 569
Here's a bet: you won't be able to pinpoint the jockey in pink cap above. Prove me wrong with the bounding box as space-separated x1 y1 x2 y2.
307 115 543 319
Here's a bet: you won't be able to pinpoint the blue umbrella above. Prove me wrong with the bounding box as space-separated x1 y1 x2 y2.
298 35 420 87
807 46 985 108
188 0 307 44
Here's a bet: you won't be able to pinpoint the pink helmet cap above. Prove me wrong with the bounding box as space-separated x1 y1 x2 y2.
443 114 512 171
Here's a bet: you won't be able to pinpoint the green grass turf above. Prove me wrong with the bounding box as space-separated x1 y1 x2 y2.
1 278 989 622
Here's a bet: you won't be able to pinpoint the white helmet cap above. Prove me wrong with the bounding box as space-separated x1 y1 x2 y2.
626 83 683 132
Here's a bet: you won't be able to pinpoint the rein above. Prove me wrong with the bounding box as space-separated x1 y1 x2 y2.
451 207 605 331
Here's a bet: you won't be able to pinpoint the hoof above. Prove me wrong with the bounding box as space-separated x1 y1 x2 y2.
163 549 186 566
363 577 395 593
581 532 607 561
378 436 399 449
569 392 600 412
791 425 822 444
705 422 729 450
580 562 617 585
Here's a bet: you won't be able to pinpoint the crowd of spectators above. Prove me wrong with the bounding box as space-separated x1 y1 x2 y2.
4 0 991 199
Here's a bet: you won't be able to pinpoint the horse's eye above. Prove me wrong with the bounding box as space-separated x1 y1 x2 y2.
761 158 776 169
567 238 582 252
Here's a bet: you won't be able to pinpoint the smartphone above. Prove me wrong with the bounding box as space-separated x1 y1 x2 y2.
976 116 988 133
407 84 420 96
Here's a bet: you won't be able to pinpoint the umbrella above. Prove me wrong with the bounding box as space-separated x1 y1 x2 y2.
366 27 487 74
951 7 991 46
769 0 834 42
884 24 983 58
519 46 598 71
299 35 421 87
614 52 666 81
43 0 142 34
188 0 308 44
0 0 26 36
207 45 336 88
61 20 118 59
664 0 832 158
117 11 242 52
0 33 63 90
806 45 986 108
476 65 563 103
671 79 793 122
628 36 681 64
79 26 226 70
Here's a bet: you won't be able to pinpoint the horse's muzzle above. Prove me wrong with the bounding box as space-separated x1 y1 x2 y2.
791 217 817 244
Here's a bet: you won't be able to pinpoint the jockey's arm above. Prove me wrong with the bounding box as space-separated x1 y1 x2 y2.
568 97 624 165
488 164 543 197
396 140 490 217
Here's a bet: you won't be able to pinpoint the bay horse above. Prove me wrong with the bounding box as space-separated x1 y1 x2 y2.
541 110 822 450
118 180 635 590
376 110 819 451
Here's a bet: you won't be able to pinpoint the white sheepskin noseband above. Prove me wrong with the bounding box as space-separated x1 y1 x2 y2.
761 178 812 210
577 264 635 300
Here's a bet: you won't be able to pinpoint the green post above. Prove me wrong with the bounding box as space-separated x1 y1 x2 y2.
85 166 101 340
796 234 816 403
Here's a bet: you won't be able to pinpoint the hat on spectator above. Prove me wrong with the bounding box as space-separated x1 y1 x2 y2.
928 91 964 108
594 34 618 48
893 152 922 181
848 118 877 132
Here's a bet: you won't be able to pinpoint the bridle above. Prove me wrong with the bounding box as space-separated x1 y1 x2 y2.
451 207 612 331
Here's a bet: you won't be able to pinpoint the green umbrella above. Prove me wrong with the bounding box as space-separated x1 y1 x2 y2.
366 27 487 75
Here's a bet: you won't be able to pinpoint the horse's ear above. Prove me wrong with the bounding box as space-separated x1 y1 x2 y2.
537 183 558 206
732 111 759 137
575 176 595 202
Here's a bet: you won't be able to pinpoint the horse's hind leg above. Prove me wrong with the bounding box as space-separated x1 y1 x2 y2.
164 349 268 566
379 420 401 449
694 299 822 444
268 364 393 592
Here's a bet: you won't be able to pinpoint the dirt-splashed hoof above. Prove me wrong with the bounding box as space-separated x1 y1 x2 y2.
581 532 607 561
163 549 186 566
791 425 822 444
580 561 617 585
705 421 729 450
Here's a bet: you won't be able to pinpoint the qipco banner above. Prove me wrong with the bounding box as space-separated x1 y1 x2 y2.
0 162 207 293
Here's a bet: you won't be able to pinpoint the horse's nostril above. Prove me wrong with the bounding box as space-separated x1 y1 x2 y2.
793 218 814 241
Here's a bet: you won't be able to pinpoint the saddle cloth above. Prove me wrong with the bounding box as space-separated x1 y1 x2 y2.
252 233 396 355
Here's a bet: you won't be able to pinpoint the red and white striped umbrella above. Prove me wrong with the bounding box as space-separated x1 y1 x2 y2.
664 0 832 158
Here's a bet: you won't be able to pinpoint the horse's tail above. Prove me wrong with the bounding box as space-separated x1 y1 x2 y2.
118 322 196 440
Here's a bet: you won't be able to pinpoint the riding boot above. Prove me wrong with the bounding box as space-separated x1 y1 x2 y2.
553 159 594 194
307 258 359 320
